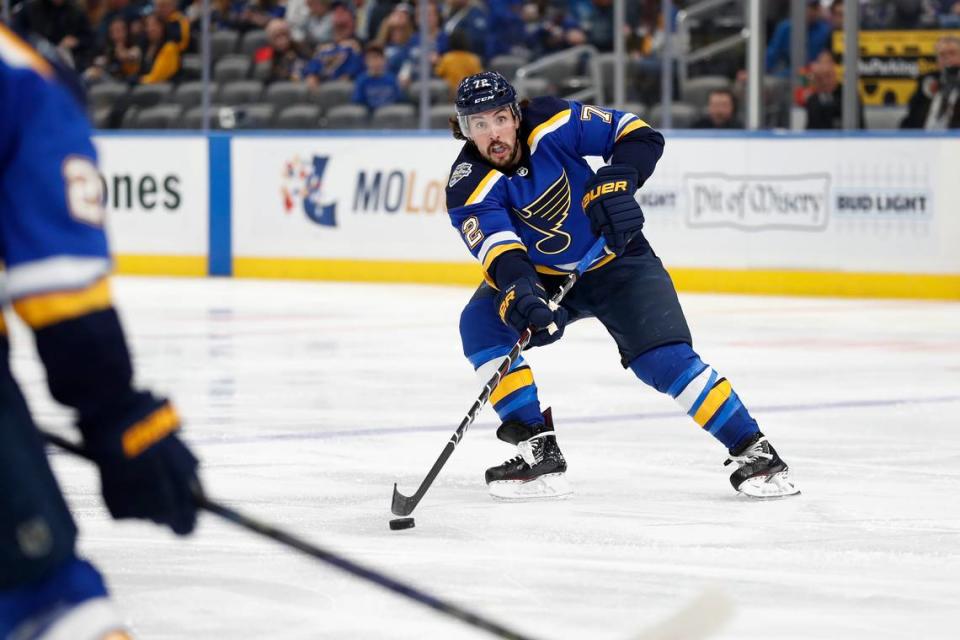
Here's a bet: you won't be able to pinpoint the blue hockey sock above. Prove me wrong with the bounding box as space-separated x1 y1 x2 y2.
0 555 109 638
467 347 543 426
629 343 760 450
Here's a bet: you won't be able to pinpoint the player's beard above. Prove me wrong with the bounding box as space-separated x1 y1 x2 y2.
483 139 520 169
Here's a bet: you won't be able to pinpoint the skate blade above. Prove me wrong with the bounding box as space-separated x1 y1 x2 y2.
488 473 573 501
736 470 800 499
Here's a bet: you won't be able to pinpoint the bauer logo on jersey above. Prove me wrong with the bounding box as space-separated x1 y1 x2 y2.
281 155 337 227
449 162 473 188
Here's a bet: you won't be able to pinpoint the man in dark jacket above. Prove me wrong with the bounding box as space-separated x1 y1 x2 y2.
901 34 960 129
13 0 94 69
692 89 743 129
805 50 864 129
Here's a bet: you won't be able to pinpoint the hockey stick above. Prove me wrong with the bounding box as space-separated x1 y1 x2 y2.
391 237 608 517
42 430 539 640
44 431 733 640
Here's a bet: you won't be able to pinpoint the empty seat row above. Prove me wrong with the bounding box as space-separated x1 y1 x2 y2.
94 103 463 130
88 78 455 115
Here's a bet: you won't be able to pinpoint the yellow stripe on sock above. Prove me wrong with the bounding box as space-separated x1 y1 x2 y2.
490 368 535 406
13 279 112 330
693 379 732 427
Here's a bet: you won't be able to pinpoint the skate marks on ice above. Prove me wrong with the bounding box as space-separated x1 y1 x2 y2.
10 279 960 639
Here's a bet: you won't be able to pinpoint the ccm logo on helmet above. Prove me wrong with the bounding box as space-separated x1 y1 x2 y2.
581 180 629 209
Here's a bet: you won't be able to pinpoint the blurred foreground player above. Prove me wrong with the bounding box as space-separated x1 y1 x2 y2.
1 26 200 639
446 72 799 501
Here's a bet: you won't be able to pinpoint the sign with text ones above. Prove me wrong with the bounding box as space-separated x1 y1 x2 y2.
93 136 209 257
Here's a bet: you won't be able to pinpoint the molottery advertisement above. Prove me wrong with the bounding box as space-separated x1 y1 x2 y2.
231 136 464 261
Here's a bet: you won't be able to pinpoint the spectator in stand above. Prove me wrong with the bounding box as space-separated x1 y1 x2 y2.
374 2 416 76
83 15 142 84
901 34 960 129
139 12 180 83
197 0 250 32
361 0 403 43
486 0 524 58
84 0 109 34
434 28 481 97
98 0 142 41
13 0 95 69
253 18 310 83
692 89 742 129
936 0 960 26
581 0 640 53
766 0 831 76
804 50 864 129
825 0 843 54
352 44 402 110
396 1 450 88
303 4 364 86
289 0 333 46
154 0 190 52
441 0 487 59
202 0 286 34
524 1 587 56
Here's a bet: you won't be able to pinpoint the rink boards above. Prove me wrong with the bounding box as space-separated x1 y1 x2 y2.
93 131 960 299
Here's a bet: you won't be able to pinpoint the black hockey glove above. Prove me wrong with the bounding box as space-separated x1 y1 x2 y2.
582 164 643 255
496 278 569 348
80 394 200 536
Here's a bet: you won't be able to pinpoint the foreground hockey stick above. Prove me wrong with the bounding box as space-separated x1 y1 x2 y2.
42 430 537 640
391 237 608 517
44 431 734 639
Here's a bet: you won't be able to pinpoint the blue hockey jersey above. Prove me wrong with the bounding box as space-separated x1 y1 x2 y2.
1 25 180 464
445 96 664 285
0 24 111 336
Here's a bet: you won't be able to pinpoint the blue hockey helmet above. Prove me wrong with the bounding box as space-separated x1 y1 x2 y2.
455 71 520 137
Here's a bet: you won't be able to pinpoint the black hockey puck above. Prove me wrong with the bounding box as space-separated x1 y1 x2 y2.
389 517 415 531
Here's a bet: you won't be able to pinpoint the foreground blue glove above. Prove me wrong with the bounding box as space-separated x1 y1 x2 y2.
582 164 643 255
81 395 200 535
496 279 569 348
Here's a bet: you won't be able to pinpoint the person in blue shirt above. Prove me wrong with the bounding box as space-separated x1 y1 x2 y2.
0 26 200 639
303 3 364 85
766 0 832 76
441 0 487 59
352 43 402 110
445 72 800 501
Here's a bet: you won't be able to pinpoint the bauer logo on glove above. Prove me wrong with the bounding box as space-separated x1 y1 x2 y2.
582 164 644 256
495 279 569 348
581 179 629 210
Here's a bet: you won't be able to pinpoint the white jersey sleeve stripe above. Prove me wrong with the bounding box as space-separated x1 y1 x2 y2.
4 256 112 302
477 231 523 265
615 112 639 137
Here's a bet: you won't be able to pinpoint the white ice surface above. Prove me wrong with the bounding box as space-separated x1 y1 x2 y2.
8 277 960 640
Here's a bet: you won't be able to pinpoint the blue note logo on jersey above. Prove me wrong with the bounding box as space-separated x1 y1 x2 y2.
282 155 337 227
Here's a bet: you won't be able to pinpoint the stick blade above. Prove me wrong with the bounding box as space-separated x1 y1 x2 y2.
629 588 734 640
391 483 416 516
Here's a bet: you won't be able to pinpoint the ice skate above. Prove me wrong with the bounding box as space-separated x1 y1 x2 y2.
485 408 572 500
724 432 800 498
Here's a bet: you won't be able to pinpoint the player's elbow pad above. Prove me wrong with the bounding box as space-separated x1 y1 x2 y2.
611 128 665 187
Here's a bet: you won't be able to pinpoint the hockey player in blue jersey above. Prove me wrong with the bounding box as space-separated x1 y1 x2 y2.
446 72 799 500
1 26 201 639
